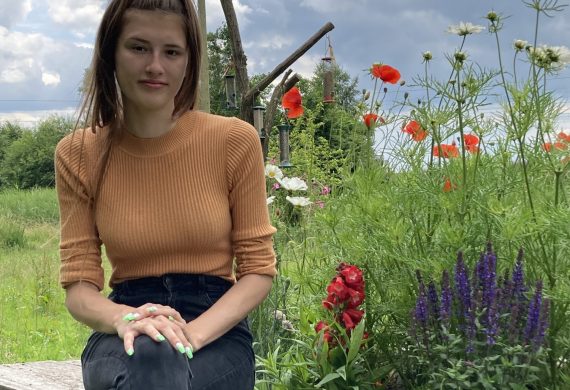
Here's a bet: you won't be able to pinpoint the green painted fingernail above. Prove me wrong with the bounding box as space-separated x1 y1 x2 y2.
127 347 134 356
185 346 193 359
123 313 136 322
176 342 185 354
156 334 166 342
147 306 157 313
168 315 174 321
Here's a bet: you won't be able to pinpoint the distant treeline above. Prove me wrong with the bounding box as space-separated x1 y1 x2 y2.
0 116 73 190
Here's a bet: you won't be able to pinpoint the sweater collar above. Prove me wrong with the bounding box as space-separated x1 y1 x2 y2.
117 111 196 157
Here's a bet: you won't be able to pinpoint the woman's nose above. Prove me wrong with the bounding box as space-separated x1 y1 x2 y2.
145 52 164 75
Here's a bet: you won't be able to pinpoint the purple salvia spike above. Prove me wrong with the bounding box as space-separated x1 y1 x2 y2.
524 281 543 345
533 298 550 351
440 270 452 326
427 281 440 328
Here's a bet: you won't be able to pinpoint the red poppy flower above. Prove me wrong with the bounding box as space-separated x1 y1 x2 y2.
443 177 456 193
433 143 459 158
370 64 401 84
557 132 570 142
403 120 428 142
464 133 479 153
543 142 567 152
282 86 304 118
363 113 384 129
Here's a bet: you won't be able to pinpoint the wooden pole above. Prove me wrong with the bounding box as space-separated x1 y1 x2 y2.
197 0 210 112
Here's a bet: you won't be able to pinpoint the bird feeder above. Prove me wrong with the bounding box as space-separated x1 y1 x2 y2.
253 106 266 141
277 124 293 168
322 56 335 104
225 74 237 109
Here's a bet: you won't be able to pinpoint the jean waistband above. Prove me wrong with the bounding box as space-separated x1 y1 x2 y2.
112 273 233 295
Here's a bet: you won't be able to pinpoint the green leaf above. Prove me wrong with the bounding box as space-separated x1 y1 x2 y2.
347 320 365 363
315 373 342 388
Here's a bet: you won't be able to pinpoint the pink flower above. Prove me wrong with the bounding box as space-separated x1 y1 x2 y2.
321 186 331 195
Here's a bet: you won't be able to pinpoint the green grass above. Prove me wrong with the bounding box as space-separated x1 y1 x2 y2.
0 188 99 363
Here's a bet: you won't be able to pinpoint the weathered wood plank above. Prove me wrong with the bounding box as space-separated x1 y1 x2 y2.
0 360 83 390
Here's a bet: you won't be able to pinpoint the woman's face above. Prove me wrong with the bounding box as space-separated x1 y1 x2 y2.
115 9 188 116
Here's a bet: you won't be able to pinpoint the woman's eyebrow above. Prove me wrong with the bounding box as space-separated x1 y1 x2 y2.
125 37 186 49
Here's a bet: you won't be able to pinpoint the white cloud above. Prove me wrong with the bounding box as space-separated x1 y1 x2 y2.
0 69 27 84
42 70 61 86
0 26 63 85
299 0 368 14
205 0 253 30
47 0 104 35
0 108 76 128
245 34 294 50
0 0 32 28
74 42 94 50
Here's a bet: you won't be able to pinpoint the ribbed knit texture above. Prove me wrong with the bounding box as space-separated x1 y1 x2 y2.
55 111 276 290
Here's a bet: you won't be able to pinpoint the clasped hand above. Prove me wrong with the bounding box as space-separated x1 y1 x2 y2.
116 302 194 359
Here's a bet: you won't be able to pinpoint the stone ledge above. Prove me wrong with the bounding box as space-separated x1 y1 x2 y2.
0 360 83 390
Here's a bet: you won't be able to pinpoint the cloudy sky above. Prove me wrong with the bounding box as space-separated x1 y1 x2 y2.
1 0 569 127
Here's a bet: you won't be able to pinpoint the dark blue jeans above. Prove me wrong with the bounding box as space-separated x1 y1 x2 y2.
81 274 255 390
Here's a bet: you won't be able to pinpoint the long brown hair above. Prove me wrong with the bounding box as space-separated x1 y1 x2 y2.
76 0 202 204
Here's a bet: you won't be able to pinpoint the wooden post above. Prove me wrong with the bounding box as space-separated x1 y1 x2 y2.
197 0 210 113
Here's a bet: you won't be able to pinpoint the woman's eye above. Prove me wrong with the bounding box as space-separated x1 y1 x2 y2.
132 45 147 52
166 50 180 57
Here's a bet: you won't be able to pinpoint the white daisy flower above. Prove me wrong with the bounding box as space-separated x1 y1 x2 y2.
264 164 283 180
278 177 308 191
266 196 276 205
286 196 312 207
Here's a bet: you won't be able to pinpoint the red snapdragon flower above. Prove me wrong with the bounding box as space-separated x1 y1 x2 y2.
363 113 384 129
464 133 480 153
433 143 459 158
370 64 401 84
403 120 428 141
282 87 304 118
347 288 365 308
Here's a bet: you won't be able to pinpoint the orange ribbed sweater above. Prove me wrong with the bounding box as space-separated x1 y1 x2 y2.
55 111 276 291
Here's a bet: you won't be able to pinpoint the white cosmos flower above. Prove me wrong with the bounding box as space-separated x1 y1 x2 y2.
286 196 312 207
278 177 308 191
264 164 283 180
447 22 485 36
266 196 276 205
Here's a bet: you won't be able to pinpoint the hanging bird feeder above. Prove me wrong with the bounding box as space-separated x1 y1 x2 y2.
322 37 335 104
277 123 293 168
225 73 237 109
253 106 266 142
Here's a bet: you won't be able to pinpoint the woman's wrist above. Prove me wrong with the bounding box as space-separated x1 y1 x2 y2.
183 321 205 352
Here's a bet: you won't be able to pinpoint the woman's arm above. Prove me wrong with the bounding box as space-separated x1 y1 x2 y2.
65 282 192 355
183 273 273 351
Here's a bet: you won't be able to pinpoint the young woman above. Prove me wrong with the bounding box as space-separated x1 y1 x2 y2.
54 1 276 389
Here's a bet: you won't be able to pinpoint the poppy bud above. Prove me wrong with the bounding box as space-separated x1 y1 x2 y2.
399 80 406 86
361 89 367 95
404 92 409 100
383 87 388 94
417 99 421 105
364 91 370 100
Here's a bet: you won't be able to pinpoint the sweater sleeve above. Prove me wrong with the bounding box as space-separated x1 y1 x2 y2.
226 119 277 280
55 132 105 291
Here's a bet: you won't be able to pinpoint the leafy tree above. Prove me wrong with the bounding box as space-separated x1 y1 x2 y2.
0 116 72 189
0 122 24 187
